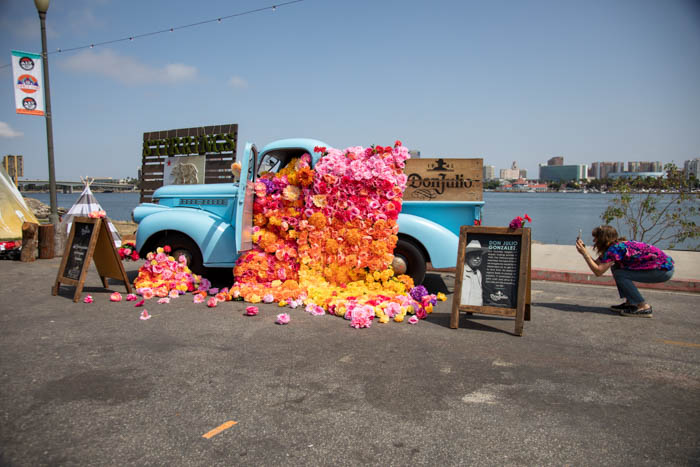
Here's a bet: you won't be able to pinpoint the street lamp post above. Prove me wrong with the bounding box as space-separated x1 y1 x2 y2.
34 0 58 226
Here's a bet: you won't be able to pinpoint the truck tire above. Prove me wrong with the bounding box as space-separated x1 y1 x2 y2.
393 238 426 286
163 233 204 276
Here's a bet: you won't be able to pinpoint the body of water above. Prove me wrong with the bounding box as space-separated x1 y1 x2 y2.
25 191 697 250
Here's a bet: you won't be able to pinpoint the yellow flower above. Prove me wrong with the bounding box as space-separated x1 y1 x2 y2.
437 292 447 301
379 315 389 324
157 247 164 254
278 300 288 307
425 303 433 314
394 314 405 323
249 294 262 303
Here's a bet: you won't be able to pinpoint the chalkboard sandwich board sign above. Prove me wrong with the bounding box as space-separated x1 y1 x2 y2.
53 217 132 302
450 226 531 336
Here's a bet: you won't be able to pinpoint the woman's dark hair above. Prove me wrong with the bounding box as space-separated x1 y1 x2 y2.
592 225 620 254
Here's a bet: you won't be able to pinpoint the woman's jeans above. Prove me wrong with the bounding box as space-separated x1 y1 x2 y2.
612 267 674 305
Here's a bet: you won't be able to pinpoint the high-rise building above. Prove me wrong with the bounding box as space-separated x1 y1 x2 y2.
499 161 520 180
408 150 421 159
685 158 700 179
590 161 624 179
519 169 527 179
547 156 564 166
538 164 588 182
628 161 662 173
483 165 496 181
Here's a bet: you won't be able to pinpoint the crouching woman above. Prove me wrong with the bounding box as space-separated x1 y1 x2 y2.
575 225 674 318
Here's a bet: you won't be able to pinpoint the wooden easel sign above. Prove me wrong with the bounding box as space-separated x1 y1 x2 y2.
53 216 132 302
450 226 532 336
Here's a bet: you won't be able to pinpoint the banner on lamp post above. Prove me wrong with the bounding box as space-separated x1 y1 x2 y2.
11 50 45 116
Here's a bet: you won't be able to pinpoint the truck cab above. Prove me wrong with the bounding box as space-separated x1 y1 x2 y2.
132 138 483 284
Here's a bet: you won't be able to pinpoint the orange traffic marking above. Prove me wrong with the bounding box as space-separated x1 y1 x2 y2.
202 420 238 439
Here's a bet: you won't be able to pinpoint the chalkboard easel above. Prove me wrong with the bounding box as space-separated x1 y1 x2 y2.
52 217 132 302
450 226 532 336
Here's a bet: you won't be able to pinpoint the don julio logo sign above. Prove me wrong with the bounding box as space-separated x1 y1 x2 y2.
404 158 483 201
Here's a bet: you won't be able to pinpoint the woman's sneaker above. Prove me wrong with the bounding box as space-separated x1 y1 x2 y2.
620 306 653 318
610 302 634 312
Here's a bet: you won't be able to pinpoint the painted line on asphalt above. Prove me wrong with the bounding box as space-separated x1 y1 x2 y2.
202 420 238 439
659 339 700 348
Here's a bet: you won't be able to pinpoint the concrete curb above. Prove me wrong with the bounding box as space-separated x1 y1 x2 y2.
531 268 700 293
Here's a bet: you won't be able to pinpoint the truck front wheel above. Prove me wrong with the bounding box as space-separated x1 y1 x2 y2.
392 238 426 286
163 233 204 276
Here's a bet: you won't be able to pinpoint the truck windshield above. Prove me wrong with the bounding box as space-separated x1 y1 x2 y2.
258 153 282 175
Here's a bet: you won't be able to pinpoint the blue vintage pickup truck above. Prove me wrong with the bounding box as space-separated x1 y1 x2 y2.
132 138 483 284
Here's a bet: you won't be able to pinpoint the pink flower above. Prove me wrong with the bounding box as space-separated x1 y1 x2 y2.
157 297 170 304
209 288 219 295
126 294 139 301
193 294 206 304
408 315 419 325
134 299 145 307
263 294 275 303
169 289 180 299
245 306 259 316
140 310 151 320
110 292 122 302
83 295 93 304
207 297 218 308
141 288 154 300
276 313 290 325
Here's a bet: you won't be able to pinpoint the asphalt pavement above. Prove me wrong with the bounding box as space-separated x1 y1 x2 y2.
1 257 699 466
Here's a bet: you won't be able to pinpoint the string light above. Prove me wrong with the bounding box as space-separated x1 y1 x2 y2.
0 0 303 69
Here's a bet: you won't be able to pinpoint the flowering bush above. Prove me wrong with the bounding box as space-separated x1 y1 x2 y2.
118 241 140 261
134 245 200 297
231 141 439 328
509 213 532 230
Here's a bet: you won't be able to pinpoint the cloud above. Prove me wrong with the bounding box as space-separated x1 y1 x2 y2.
228 76 249 89
0 122 24 139
60 49 198 85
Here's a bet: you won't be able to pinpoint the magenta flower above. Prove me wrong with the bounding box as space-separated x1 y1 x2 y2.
110 292 122 302
276 313 290 325
245 306 259 316
126 294 139 301
134 299 145 307
140 310 151 320
83 295 93 304
193 294 206 304
408 315 419 325
157 297 170 304
207 297 218 308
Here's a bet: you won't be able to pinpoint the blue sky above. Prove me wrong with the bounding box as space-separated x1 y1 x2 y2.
1 0 699 180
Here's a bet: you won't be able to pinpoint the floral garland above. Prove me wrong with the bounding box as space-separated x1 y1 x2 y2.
231 141 441 328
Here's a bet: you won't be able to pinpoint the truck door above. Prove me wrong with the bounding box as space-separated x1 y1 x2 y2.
235 142 257 253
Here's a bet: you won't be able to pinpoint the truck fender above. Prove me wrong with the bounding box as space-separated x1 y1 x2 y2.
397 213 459 269
135 209 238 266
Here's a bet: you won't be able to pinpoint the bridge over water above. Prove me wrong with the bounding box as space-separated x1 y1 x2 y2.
17 179 137 193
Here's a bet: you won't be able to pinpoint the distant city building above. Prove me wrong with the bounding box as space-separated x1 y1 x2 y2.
408 149 421 159
2 155 23 184
590 161 624 179
608 172 664 180
519 169 527 179
684 158 700 179
483 165 496 181
628 161 662 173
500 161 520 180
547 156 564 166
538 164 588 182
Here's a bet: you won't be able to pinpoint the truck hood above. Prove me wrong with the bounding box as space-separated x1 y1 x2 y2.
153 182 238 199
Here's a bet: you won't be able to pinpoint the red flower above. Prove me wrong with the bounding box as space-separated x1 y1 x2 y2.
314 146 326 154
473 219 482 226
394 140 402 147
375 145 384 154
524 213 532 222
163 245 172 253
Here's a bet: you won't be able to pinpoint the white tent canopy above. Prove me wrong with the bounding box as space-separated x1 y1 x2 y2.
60 178 122 247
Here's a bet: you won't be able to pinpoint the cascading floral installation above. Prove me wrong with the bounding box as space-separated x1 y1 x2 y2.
231 141 441 328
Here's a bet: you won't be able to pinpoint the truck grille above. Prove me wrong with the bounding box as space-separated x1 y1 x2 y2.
179 198 228 206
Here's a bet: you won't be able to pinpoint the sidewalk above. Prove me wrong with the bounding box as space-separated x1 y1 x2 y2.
531 244 700 293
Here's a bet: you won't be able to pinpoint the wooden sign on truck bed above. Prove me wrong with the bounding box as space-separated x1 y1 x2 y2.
403 158 483 201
